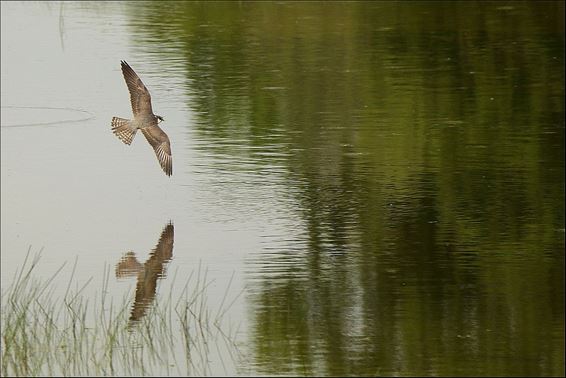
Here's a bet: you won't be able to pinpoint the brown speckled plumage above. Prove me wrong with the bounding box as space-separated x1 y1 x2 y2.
111 61 172 176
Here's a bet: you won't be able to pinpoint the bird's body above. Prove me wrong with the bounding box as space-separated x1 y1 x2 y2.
111 60 172 176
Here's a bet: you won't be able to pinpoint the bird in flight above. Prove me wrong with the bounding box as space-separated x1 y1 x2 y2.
111 60 172 176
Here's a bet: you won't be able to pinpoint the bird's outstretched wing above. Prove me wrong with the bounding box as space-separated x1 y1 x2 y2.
141 124 173 177
121 60 153 117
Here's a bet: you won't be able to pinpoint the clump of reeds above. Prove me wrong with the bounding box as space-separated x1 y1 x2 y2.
1 248 244 377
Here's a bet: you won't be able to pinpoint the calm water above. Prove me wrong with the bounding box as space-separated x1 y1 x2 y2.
1 1 564 376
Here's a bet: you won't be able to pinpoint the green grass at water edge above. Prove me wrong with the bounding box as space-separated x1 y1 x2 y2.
1 248 245 377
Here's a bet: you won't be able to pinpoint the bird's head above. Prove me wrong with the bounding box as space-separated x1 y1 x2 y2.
156 115 164 123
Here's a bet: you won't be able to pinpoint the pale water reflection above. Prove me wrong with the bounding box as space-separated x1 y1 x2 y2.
1 1 564 377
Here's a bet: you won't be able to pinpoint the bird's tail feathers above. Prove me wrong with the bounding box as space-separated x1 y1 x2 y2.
111 117 137 145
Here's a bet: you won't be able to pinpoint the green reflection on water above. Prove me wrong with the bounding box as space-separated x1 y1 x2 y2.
125 2 564 376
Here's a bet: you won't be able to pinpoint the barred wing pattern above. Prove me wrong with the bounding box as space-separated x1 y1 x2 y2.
141 125 173 177
121 60 153 117
111 61 172 177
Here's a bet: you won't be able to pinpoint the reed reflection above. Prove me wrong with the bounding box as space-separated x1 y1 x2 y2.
115 222 174 323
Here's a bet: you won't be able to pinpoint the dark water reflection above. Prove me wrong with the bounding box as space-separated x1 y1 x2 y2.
120 1 566 376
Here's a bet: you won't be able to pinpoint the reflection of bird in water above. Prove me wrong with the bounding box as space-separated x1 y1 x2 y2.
111 60 172 176
115 251 143 278
115 222 174 324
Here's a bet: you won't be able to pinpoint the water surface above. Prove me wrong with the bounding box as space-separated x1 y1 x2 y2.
1 1 564 376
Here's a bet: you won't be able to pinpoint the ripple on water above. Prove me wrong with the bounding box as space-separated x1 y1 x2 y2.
0 106 95 128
